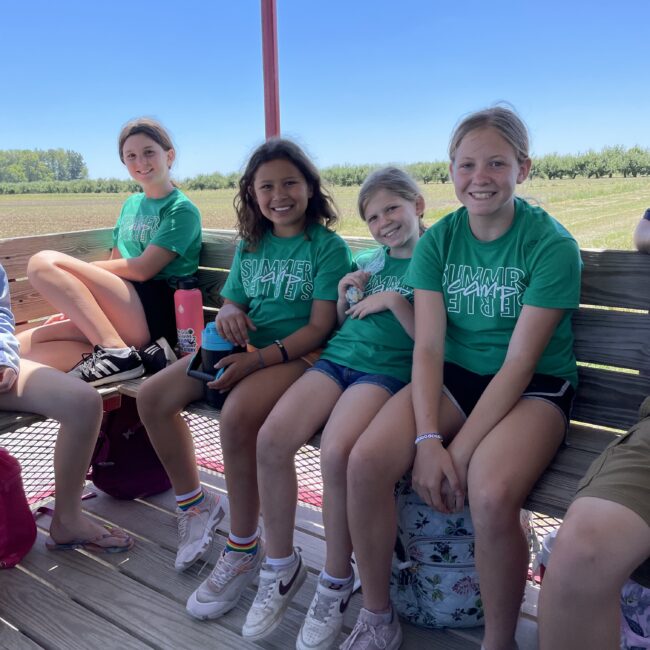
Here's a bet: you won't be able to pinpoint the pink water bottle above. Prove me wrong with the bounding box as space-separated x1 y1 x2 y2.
174 277 204 356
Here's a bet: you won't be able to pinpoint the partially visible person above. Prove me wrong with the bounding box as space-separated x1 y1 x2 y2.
18 117 201 385
537 216 650 649
241 167 424 646
136 139 351 623
0 263 133 553
633 208 650 253
343 106 581 650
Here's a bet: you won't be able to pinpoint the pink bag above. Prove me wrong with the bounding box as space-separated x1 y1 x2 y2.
0 448 37 568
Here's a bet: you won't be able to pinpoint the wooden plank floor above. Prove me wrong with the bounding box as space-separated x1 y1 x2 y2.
1 469 540 650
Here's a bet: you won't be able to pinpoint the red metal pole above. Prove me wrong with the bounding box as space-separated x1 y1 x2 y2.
261 0 280 139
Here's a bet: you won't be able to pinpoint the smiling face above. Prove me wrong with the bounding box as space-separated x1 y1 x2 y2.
122 133 174 197
362 188 423 258
251 158 312 237
450 126 531 227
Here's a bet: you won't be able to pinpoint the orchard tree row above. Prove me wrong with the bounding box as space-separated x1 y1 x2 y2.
1 145 649 194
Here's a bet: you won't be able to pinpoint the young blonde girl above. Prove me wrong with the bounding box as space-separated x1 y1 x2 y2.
236 167 424 646
136 139 351 620
18 117 201 384
343 107 581 650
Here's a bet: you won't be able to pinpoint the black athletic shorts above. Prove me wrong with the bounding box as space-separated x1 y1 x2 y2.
132 279 177 347
442 361 575 433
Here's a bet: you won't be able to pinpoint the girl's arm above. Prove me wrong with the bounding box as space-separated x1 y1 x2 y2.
447 305 565 485
215 299 256 348
0 267 20 390
212 298 337 390
410 288 463 512
634 215 650 253
92 244 176 283
346 291 415 339
336 270 370 325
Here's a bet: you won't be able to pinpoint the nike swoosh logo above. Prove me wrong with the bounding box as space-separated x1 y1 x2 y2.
339 593 352 614
278 560 302 596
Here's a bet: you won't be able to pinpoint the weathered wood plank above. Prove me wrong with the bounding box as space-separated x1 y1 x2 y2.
7 277 56 325
0 565 149 650
573 307 650 372
0 619 43 650
0 229 113 280
580 249 650 310
572 365 650 430
21 531 246 649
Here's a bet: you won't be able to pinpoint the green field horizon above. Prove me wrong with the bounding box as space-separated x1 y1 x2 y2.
1 176 649 250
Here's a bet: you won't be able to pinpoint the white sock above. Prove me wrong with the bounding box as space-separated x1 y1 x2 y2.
102 346 132 357
321 569 353 586
265 551 297 569
228 531 258 546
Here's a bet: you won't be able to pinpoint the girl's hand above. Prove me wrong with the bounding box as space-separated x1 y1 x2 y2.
44 313 68 325
337 270 370 302
412 442 464 513
0 366 18 393
345 290 397 319
206 351 259 392
216 304 256 347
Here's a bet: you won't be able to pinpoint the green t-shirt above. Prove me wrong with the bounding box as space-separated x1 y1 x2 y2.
113 188 202 285
405 198 581 387
221 223 352 348
322 247 415 383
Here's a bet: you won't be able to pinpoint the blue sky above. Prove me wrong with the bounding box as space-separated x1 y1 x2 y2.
1 0 648 180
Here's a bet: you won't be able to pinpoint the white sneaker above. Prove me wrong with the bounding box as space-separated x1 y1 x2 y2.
186 535 264 620
174 490 226 571
242 549 307 641
340 606 402 650
297 575 354 650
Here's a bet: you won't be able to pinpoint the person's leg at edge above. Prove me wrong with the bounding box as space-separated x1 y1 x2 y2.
23 251 151 363
320 382 394 581
467 399 564 650
347 385 464 613
256 370 342 559
0 359 109 543
538 497 650 650
219 359 309 544
137 355 204 494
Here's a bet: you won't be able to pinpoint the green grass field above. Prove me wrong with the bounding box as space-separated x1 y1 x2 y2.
1 176 649 249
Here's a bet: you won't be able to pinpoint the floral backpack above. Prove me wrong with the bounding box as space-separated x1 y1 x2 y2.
389 475 484 628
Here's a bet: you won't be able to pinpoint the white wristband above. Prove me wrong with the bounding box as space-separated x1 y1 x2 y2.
414 432 444 445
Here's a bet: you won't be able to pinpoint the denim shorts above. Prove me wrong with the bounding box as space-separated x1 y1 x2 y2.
307 358 406 396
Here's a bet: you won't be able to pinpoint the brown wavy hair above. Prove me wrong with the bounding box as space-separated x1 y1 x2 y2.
234 138 338 249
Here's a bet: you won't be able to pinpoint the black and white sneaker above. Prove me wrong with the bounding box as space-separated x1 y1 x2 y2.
69 345 145 386
139 337 178 374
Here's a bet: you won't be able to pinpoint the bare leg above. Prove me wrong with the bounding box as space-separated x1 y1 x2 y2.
0 359 106 542
219 360 308 539
320 383 394 579
26 250 150 351
136 355 204 494
257 371 341 558
538 497 650 650
17 320 93 371
347 385 464 611
467 400 564 650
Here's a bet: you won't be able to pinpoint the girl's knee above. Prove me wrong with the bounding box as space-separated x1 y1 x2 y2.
60 384 103 429
347 444 386 493
468 480 520 531
257 422 295 467
320 442 350 483
27 250 61 277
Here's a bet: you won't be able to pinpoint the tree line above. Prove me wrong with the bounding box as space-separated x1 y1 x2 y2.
1 145 649 195
0 149 88 183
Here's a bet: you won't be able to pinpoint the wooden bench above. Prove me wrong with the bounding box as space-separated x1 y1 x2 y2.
3 227 649 518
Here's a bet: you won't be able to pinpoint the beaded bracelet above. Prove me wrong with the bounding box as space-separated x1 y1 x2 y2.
414 432 444 445
274 339 289 363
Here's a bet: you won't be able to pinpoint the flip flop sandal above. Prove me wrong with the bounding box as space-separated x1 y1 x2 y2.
46 525 134 554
